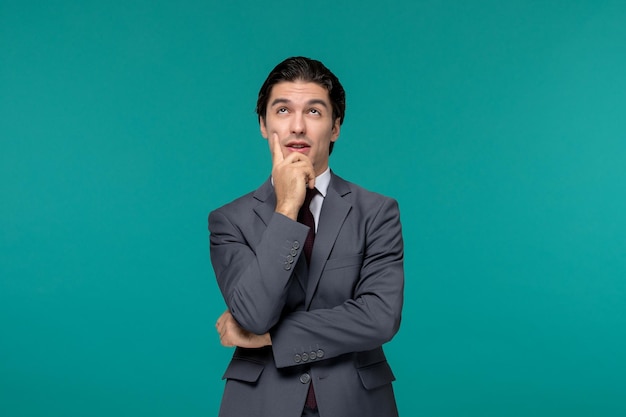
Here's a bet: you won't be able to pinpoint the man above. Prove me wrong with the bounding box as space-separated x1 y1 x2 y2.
209 56 404 417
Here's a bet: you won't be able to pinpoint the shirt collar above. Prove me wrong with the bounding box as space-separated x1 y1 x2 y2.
315 167 331 198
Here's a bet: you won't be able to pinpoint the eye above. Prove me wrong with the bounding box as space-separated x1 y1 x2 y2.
308 108 321 115
277 107 288 114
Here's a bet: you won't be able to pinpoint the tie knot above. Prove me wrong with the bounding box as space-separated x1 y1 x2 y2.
304 187 318 205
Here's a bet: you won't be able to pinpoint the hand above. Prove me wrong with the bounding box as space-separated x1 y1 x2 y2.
270 133 316 220
215 310 272 348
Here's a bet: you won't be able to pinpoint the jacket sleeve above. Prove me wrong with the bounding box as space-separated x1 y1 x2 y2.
269 197 404 368
209 208 310 334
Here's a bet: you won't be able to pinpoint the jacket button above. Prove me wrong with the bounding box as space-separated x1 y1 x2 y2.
284 264 292 271
294 354 301 363
309 351 317 360
301 352 309 362
300 373 311 384
316 349 324 358
293 241 300 249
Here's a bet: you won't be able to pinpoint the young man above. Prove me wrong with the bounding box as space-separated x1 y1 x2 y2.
209 57 404 417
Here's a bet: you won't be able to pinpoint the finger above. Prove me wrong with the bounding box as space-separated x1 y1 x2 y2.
217 309 230 326
220 327 234 347
285 157 315 189
270 133 284 166
218 326 228 344
303 161 316 189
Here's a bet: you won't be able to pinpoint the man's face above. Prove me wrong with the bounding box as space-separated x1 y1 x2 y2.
260 80 340 176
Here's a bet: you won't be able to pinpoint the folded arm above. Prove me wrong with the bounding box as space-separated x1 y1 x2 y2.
211 197 404 367
270 198 404 367
209 208 309 334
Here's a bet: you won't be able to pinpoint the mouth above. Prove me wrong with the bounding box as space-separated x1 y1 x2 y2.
286 141 311 153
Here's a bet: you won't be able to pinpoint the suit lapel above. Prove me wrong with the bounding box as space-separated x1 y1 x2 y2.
305 174 352 308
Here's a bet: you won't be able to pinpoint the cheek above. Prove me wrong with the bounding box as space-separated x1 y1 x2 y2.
267 119 289 134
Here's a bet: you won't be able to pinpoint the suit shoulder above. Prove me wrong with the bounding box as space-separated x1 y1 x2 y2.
333 174 399 208
209 179 272 219
210 189 256 216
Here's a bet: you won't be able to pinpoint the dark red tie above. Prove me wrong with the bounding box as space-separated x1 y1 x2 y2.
297 188 317 265
297 187 318 409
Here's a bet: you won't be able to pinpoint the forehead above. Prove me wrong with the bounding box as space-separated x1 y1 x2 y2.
268 81 331 104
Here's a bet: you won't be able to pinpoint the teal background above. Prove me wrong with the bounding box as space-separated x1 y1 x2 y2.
1 1 625 416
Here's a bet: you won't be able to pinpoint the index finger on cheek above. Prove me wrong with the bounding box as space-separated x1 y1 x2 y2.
270 133 284 166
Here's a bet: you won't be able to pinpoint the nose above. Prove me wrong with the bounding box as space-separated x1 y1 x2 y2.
290 112 306 136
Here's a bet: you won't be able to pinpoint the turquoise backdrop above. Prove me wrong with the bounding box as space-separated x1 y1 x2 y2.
1 1 625 416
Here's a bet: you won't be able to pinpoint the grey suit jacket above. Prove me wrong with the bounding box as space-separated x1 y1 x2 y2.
209 172 404 417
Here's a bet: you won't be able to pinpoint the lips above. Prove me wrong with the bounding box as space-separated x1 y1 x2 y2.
286 141 311 152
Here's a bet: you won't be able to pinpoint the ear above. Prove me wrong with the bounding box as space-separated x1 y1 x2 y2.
331 118 341 142
259 116 268 139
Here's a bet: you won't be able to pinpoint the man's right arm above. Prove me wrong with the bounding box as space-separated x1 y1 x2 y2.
209 207 309 334
210 133 316 334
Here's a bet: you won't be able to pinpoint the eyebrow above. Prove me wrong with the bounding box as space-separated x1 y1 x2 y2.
270 98 330 109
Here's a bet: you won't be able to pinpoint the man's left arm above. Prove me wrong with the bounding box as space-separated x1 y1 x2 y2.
269 196 404 367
